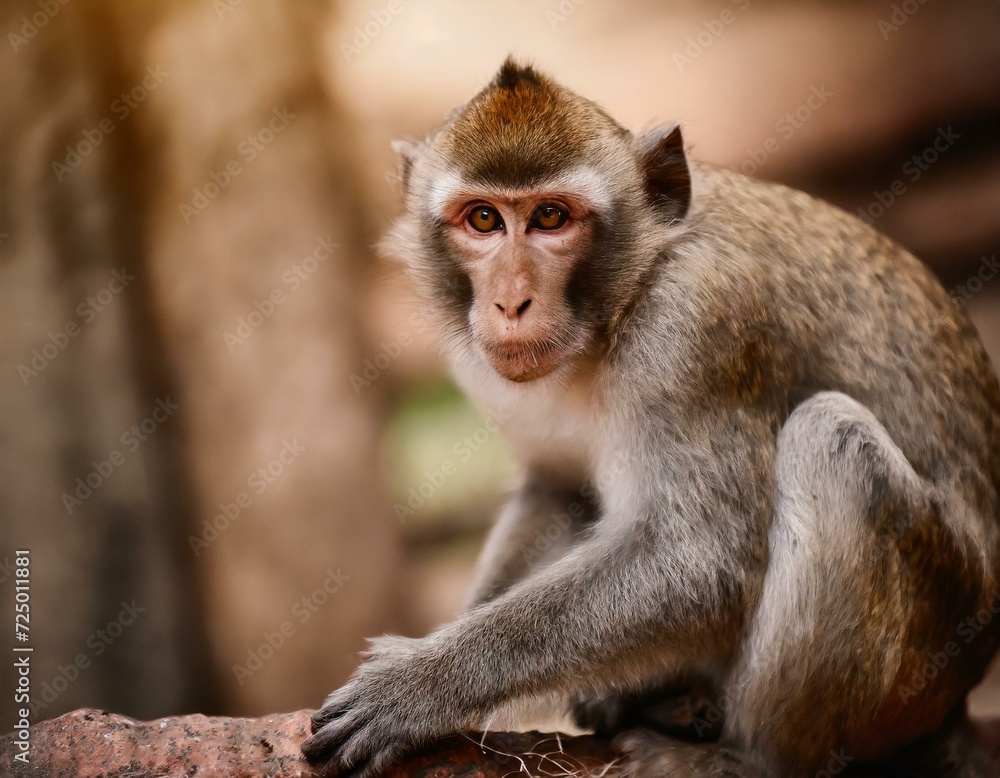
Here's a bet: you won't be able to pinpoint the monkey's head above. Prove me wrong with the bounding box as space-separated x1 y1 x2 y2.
384 57 691 383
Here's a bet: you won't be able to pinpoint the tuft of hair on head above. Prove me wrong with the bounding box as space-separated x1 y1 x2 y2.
493 56 546 91
444 57 604 188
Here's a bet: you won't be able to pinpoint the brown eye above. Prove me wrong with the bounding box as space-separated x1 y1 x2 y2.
531 205 568 230
468 206 502 232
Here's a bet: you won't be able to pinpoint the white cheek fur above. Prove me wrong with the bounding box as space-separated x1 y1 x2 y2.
426 170 467 220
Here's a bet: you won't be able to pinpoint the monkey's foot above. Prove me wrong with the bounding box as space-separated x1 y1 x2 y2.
573 685 720 741
612 729 761 778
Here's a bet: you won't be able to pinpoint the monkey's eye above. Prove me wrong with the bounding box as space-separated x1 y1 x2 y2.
530 204 568 231
468 206 503 233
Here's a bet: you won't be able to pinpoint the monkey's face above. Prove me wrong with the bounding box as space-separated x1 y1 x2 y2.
383 59 692 384
437 190 596 383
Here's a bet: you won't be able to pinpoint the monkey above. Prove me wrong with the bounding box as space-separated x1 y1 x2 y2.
302 58 1000 777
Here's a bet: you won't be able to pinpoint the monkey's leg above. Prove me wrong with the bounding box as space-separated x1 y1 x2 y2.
710 391 984 776
612 391 986 777
473 481 715 740
465 472 597 608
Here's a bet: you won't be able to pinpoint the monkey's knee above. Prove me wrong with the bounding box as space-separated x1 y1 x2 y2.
775 390 932 534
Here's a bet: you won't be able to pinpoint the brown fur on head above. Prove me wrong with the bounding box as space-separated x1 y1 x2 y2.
382 57 691 383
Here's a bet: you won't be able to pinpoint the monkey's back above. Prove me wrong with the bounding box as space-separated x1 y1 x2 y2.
681 164 1000 563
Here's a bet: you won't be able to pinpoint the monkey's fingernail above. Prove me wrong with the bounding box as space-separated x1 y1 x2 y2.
310 708 344 733
300 734 323 759
301 731 342 761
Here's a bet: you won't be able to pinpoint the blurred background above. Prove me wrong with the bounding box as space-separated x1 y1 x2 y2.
2 0 1000 729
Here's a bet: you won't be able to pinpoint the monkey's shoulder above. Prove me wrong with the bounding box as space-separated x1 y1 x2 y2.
611 165 987 413
689 163 934 291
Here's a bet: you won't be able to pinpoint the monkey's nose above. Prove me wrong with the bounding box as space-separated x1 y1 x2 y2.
495 298 532 322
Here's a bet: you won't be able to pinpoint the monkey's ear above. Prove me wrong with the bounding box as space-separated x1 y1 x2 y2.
390 139 422 194
637 124 691 222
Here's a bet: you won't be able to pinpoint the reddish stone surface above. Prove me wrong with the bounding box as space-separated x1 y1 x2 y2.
0 708 617 777
1 709 317 777
2 708 998 777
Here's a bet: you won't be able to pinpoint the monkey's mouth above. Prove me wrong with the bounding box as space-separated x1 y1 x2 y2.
480 337 570 383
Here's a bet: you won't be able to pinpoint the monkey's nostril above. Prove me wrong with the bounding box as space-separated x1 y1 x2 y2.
495 299 531 320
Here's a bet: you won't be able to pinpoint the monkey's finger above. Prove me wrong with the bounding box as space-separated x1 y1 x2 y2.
301 710 366 761
300 731 334 761
611 727 679 775
310 682 362 733
341 738 411 778
335 718 389 770
310 702 353 733
305 756 349 778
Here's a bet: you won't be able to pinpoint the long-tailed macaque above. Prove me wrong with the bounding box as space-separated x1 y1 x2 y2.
303 59 1000 777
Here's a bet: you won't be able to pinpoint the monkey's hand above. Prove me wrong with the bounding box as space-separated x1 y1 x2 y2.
301 634 460 776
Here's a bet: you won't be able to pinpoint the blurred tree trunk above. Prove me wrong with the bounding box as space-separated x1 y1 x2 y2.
0 0 212 720
1 0 399 721
105 0 401 714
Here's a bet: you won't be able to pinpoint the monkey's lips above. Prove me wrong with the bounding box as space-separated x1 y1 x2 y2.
481 338 568 383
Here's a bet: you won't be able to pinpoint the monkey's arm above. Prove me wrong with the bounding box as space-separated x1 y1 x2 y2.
303 407 768 775
303 525 739 775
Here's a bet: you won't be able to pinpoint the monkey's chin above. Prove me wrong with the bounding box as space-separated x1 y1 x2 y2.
488 352 563 383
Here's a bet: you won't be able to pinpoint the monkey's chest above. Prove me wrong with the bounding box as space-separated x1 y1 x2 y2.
504 398 597 481
455 367 599 484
